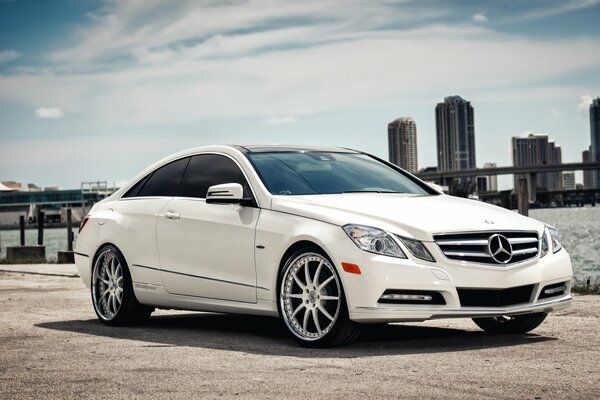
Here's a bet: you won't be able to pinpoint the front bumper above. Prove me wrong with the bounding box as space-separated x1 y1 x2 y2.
325 236 573 323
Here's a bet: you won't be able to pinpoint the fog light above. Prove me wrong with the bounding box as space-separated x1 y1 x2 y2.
380 293 432 301
544 285 566 295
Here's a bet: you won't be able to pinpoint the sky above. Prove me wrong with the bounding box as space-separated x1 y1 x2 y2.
1 0 599 190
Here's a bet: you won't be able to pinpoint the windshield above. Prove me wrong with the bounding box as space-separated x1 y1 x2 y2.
245 151 433 196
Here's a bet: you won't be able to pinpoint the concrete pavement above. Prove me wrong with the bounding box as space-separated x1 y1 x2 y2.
1 264 599 399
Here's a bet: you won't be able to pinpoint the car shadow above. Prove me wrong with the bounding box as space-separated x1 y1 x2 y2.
36 313 556 358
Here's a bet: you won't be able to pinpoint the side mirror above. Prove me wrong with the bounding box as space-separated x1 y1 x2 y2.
205 183 253 205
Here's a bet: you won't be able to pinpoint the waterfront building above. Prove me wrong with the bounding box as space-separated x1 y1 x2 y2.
435 95 476 172
583 146 594 189
0 182 115 227
562 171 576 190
512 132 563 191
591 97 600 188
388 117 418 173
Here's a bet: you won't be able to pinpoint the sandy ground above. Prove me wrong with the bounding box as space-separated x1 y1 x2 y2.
1 264 599 399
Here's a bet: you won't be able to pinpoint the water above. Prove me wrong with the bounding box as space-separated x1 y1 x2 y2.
530 207 600 279
0 208 598 277
0 228 78 262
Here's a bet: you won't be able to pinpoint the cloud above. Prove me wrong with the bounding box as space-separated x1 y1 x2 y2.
265 116 297 125
577 94 593 116
472 13 488 23
34 107 65 119
0 50 20 63
514 0 600 21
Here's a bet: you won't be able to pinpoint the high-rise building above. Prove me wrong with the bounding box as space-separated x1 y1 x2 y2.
512 132 562 191
583 146 593 189
435 96 476 172
475 162 498 193
388 117 418 173
590 97 600 188
562 171 576 190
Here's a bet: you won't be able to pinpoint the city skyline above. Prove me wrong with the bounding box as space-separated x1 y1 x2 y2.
1 1 599 190
387 117 418 173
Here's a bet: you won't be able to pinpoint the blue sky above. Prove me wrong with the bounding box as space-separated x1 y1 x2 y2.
1 0 599 189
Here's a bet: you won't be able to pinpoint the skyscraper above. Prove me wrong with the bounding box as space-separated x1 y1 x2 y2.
435 96 476 172
388 117 418 173
590 97 600 188
512 133 563 191
583 146 593 189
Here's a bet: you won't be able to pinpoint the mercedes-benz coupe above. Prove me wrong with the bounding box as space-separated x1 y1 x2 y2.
75 145 572 347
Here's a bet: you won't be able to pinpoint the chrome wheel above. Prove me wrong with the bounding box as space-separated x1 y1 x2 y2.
280 252 341 341
92 249 124 321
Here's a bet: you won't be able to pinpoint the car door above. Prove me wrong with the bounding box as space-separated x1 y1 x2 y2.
156 153 260 303
117 157 190 286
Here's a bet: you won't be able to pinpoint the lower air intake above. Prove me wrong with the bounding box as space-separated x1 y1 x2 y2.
457 284 534 307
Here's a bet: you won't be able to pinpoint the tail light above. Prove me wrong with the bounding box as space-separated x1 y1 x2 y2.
79 214 91 233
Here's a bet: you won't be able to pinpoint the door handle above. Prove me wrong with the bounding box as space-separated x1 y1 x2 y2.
164 211 180 220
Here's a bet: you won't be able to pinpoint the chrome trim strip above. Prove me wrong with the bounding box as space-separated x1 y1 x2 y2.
443 251 491 258
436 239 488 246
508 237 539 244
512 247 539 256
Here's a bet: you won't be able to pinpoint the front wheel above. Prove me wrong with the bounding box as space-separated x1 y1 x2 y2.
91 245 153 326
278 249 360 347
472 313 547 334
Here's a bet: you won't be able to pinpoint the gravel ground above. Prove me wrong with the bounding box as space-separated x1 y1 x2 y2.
1 265 599 399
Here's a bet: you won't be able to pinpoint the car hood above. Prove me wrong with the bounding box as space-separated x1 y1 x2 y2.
270 193 544 241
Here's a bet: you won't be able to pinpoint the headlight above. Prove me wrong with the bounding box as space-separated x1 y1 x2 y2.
395 235 435 262
541 227 550 258
541 225 562 258
548 225 562 253
343 224 406 258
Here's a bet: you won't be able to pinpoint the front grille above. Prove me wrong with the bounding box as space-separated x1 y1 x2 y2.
457 284 534 307
434 231 539 265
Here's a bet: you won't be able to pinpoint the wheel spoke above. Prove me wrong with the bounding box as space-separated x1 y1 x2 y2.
317 303 334 321
320 295 339 301
314 261 323 286
312 308 322 335
286 293 303 299
111 293 118 314
100 277 110 285
293 271 306 290
304 260 312 286
302 307 310 332
318 275 335 290
291 303 305 319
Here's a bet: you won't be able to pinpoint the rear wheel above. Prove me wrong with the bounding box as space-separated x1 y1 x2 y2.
472 313 547 334
279 249 360 347
91 245 153 326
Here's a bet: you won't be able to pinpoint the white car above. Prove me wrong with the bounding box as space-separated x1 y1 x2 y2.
75 145 573 347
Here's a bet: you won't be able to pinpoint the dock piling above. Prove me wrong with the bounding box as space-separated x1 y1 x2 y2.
19 215 25 246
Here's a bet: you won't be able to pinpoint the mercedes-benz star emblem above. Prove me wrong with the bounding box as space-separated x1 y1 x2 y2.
488 234 513 264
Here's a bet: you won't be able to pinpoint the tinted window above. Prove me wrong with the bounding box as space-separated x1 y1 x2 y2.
246 152 431 195
180 154 251 198
137 157 190 197
122 174 150 198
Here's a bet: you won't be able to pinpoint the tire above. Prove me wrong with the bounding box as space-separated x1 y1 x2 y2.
278 248 360 347
91 245 153 326
472 313 547 334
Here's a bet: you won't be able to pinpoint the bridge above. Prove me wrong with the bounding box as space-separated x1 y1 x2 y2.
415 161 600 214
415 161 600 181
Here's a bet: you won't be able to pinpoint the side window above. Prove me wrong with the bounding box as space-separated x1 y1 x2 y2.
122 174 150 198
180 154 251 199
137 157 190 197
